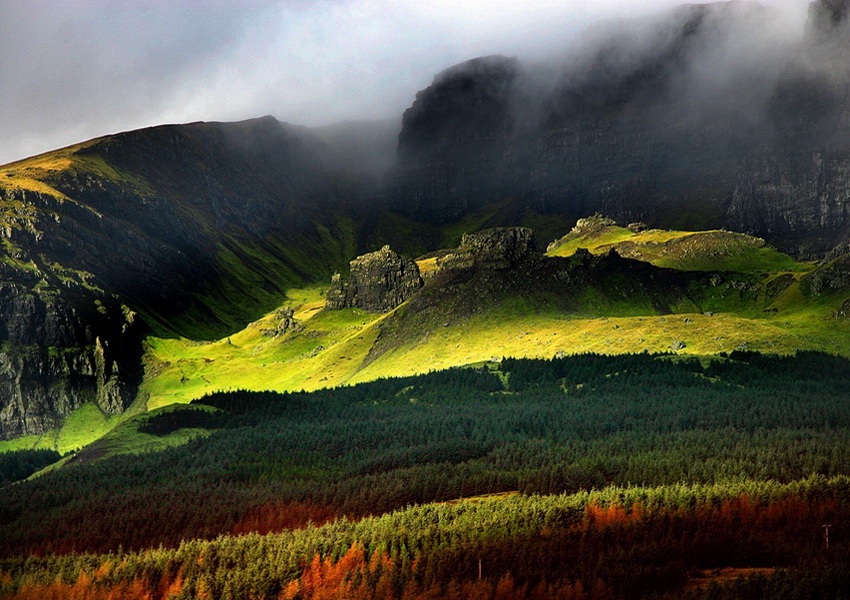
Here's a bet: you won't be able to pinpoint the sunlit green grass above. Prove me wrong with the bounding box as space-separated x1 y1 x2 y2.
142 285 849 408
547 224 812 274
141 287 383 408
0 403 123 455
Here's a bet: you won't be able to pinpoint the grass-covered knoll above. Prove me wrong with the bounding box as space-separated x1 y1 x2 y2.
546 214 811 273
143 305 848 411
2 352 850 599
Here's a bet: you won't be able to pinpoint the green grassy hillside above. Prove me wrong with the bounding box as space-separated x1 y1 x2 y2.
5 217 849 457
546 214 811 273
133 225 850 412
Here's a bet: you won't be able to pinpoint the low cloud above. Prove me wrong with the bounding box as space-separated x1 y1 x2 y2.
0 0 811 165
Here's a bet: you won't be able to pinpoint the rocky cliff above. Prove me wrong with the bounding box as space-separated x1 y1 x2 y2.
381 0 850 256
0 264 141 439
383 3 774 228
326 245 423 312
725 0 850 256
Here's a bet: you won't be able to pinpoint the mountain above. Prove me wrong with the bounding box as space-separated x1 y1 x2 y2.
0 116 403 438
3 0 850 441
5 2 850 597
0 116 382 337
383 0 850 257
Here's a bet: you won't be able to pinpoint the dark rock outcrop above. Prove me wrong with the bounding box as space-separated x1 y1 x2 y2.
724 0 850 257
438 227 538 270
807 0 849 33
384 56 520 223
326 246 423 313
802 253 850 296
0 265 141 439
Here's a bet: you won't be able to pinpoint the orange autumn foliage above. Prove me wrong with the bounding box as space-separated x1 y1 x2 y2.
2 568 170 600
232 501 338 536
583 502 642 528
278 543 612 600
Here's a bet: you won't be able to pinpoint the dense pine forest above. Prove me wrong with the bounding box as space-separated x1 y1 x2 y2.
2 352 849 598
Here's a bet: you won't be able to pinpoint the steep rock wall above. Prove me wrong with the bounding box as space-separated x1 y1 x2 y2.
0 265 141 439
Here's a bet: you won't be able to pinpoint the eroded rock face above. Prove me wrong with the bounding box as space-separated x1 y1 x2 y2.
803 253 850 296
0 268 142 440
385 56 520 223
326 245 423 313
438 227 538 270
714 0 850 256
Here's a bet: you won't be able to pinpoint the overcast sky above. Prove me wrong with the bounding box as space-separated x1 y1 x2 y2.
0 0 811 165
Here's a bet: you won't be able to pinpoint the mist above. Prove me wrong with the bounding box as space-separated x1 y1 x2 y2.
0 0 813 166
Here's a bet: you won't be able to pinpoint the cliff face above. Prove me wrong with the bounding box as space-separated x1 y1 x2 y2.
383 3 771 229
725 0 850 256
382 0 850 256
0 265 141 439
385 56 520 223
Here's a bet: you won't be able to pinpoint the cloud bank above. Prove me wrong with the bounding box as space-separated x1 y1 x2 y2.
0 0 811 165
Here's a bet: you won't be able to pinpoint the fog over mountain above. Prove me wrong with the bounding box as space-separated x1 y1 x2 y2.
0 0 810 166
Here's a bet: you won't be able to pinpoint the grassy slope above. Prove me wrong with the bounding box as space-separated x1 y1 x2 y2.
138 263 850 411
6 215 849 459
546 222 811 274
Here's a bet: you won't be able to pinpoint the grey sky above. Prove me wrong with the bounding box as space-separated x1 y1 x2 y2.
0 0 811 165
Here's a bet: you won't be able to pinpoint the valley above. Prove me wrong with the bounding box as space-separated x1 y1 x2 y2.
4 214 850 457
2 1 850 598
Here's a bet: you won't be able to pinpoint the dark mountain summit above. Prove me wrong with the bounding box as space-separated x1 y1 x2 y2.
383 0 850 257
